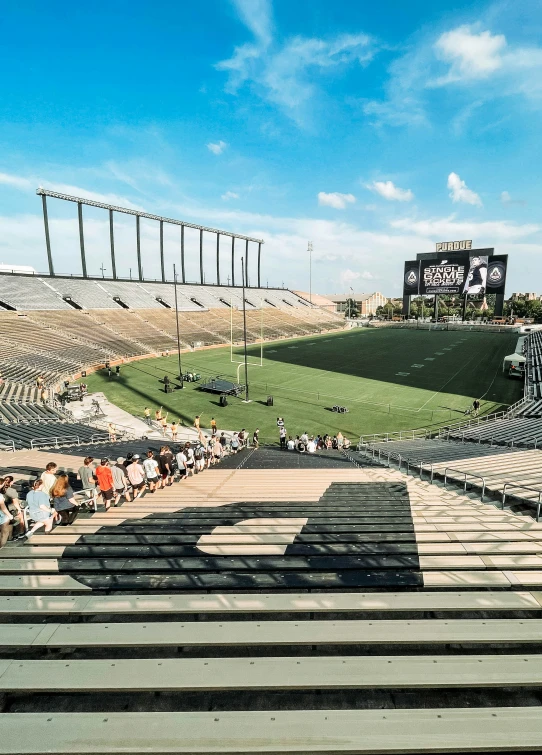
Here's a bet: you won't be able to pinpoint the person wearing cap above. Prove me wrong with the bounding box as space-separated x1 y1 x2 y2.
112 458 132 503
94 459 115 511
126 454 146 498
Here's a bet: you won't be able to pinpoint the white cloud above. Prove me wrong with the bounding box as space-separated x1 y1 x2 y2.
433 26 506 85
391 214 538 241
0 172 33 191
207 141 227 155
340 269 361 286
217 0 376 123
501 191 512 204
447 172 482 206
221 191 240 201
367 180 414 202
318 192 356 209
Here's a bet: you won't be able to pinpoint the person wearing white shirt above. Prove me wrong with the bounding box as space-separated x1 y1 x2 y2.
176 449 188 480
143 451 160 493
300 432 309 445
307 438 317 454
286 437 295 451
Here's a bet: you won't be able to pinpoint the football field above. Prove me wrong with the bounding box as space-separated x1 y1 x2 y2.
85 327 523 444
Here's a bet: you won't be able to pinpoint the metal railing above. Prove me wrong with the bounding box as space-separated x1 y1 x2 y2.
502 482 542 522
30 435 81 449
444 468 487 500
0 440 15 452
359 428 430 445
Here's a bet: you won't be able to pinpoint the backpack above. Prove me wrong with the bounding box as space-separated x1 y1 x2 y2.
194 447 204 460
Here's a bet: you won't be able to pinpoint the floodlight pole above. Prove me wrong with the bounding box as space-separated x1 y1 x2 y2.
310 242 313 303
40 193 54 276
241 256 249 402
173 264 183 388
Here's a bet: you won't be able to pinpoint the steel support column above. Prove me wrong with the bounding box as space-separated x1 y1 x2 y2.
159 220 165 282
245 239 249 287
109 209 116 279
231 236 235 286
77 202 87 278
257 242 261 288
41 194 54 276
216 232 220 285
199 229 204 284
136 215 143 281
180 225 186 283
433 295 439 321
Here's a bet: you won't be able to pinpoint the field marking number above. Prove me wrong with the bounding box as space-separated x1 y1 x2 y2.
424 357 435 361
396 372 410 376
411 364 424 368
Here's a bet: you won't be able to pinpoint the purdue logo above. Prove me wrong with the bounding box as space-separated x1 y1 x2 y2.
487 261 506 288
405 269 418 287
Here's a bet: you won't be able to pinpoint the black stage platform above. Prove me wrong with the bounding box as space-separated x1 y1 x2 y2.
199 377 244 395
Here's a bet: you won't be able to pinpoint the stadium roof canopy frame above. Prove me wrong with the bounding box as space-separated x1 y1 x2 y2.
36 187 264 288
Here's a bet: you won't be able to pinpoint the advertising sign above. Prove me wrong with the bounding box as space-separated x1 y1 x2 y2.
404 252 507 296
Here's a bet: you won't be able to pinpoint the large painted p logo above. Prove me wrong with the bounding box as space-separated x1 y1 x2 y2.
196 518 308 555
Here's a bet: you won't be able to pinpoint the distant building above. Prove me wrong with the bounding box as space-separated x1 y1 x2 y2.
510 293 538 301
324 292 388 316
293 291 337 312
0 264 36 275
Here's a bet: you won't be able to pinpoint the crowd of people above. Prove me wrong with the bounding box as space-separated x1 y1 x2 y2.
0 415 351 547
276 417 351 453
0 430 252 546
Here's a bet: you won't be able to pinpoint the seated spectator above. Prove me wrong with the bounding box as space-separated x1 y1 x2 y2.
307 437 317 454
343 437 351 449
287 436 295 451
337 431 344 448
0 485 13 548
332 436 339 449
231 433 240 453
51 474 80 526
41 462 58 497
300 432 309 445
0 476 24 539
24 479 55 538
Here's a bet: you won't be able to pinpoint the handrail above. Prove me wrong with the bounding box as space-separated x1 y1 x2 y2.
90 433 112 443
502 482 542 521
443 467 487 500
30 435 80 449
0 440 15 452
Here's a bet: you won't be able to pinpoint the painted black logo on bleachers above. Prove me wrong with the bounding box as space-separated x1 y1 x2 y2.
57 482 422 591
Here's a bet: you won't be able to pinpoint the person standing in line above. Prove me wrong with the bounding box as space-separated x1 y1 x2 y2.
176 446 188 481
94 459 116 510
231 433 240 453
24 479 55 538
185 442 195 476
144 407 151 425
336 431 344 449
112 459 132 503
238 429 246 448
252 428 260 449
212 436 223 465
279 425 287 449
219 432 228 454
77 457 97 507
50 475 80 526
159 445 175 486
204 437 213 469
143 451 160 493
126 455 146 499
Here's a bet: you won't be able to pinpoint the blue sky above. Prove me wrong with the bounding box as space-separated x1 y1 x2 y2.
0 0 541 294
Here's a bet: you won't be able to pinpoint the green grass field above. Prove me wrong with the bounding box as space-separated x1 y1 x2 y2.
85 328 523 444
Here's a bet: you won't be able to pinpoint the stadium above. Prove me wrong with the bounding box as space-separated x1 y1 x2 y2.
3 2 542 752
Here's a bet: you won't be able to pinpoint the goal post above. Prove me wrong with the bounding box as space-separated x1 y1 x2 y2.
230 298 264 367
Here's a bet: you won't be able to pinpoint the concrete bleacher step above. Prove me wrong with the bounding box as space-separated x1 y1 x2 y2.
3 708 542 754
4 618 542 649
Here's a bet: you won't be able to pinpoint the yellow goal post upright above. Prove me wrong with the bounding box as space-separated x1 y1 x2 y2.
230 298 264 384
